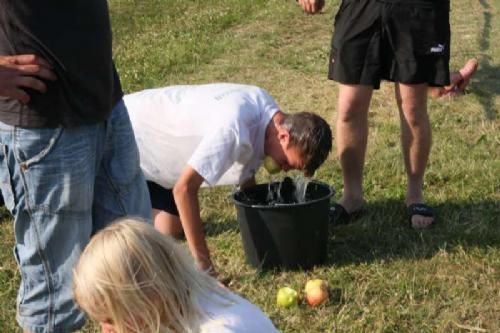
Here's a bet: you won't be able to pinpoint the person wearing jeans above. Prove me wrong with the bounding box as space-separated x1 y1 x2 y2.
0 2 152 332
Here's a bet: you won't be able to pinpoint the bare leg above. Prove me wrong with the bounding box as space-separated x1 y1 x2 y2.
153 208 184 238
395 83 434 228
336 84 372 212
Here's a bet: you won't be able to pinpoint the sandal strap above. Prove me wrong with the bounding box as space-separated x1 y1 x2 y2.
407 203 434 218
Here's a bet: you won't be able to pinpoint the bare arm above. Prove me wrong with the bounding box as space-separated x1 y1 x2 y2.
297 0 325 14
173 166 215 275
0 54 56 103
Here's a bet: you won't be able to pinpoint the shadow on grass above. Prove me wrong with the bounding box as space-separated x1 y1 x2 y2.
204 215 239 237
327 199 500 267
472 57 500 120
473 0 499 120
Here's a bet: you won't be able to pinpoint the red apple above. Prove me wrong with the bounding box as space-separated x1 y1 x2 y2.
304 279 328 307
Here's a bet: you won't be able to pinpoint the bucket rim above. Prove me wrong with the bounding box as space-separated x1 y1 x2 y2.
232 179 335 209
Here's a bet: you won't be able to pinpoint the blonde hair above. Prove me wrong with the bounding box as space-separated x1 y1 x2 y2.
73 218 232 333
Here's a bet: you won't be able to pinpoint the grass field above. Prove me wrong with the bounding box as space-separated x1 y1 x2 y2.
1 0 499 332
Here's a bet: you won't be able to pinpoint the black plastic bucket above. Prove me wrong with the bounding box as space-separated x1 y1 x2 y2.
232 178 334 270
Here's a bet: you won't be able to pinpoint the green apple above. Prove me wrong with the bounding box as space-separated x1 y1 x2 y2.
263 156 281 174
276 287 299 308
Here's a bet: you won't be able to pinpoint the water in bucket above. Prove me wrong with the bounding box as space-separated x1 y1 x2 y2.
263 174 311 206
232 177 334 269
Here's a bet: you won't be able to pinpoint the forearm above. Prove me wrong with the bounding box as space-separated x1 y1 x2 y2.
173 185 214 272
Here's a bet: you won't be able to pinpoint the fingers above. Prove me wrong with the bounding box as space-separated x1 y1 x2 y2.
1 54 56 80
298 0 310 13
0 54 56 103
8 54 53 69
15 75 48 93
0 68 50 103
16 64 57 81
298 0 325 14
299 0 314 13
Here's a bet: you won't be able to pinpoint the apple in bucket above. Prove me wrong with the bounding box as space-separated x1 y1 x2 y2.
276 286 299 308
304 279 329 307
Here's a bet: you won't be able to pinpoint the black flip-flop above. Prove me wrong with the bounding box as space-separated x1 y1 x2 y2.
329 203 362 225
407 203 434 229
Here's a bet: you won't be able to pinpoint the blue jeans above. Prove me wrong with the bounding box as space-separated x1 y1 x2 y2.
0 100 152 333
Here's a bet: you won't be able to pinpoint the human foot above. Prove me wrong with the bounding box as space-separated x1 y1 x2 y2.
407 203 434 229
329 197 366 225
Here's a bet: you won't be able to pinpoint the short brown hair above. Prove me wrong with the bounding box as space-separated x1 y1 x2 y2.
280 112 332 176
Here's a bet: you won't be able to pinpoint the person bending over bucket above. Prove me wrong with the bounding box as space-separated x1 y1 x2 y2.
124 83 332 276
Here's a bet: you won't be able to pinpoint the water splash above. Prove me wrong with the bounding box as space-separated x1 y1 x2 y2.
266 174 280 203
293 175 310 203
265 175 310 206
236 174 313 206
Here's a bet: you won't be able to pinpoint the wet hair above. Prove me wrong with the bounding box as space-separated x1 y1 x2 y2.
73 219 232 333
279 112 332 176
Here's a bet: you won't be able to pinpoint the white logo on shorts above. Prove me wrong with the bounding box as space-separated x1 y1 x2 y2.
429 44 445 54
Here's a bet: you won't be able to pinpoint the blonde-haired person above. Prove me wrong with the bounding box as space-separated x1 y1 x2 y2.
73 218 280 333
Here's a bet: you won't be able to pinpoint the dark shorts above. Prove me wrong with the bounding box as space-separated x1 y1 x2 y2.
147 181 179 216
328 0 451 89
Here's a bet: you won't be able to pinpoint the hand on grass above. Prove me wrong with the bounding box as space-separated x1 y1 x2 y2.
0 54 57 103
196 257 218 277
297 0 325 14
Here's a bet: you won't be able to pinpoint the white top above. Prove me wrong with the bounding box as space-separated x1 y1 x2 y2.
125 83 280 188
198 291 281 333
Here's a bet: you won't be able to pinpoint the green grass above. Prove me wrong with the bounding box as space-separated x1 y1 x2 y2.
1 0 499 332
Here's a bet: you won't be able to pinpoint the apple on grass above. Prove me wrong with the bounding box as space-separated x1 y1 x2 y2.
304 279 329 307
276 287 299 308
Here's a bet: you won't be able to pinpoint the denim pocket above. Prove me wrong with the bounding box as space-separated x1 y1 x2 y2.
0 143 16 211
13 127 63 170
12 126 97 215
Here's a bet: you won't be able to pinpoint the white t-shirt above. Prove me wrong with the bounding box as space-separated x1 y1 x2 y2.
198 291 281 333
124 83 280 188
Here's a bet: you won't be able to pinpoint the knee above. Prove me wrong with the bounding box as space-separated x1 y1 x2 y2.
398 100 428 127
337 105 367 124
153 211 184 238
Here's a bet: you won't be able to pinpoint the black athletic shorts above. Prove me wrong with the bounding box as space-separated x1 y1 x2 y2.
328 0 450 89
146 181 179 216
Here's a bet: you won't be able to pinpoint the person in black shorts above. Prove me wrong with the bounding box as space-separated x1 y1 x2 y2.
299 0 451 228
